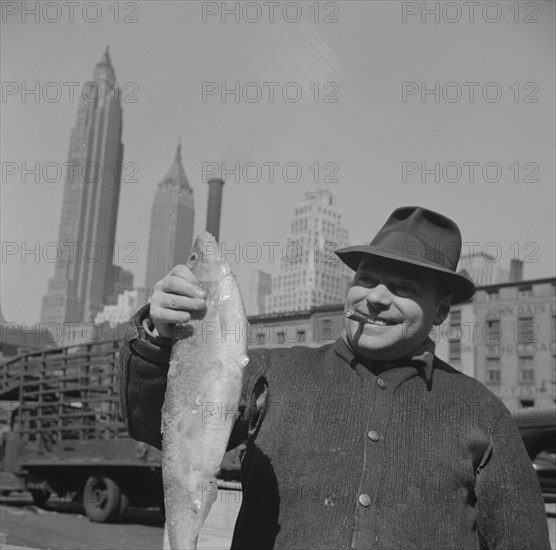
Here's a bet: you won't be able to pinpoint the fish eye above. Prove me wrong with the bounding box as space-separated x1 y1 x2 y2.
189 253 198 262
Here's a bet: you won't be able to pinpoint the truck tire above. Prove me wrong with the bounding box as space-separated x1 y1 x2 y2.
83 475 129 523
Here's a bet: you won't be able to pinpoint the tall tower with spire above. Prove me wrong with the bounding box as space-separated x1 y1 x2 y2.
41 48 127 324
145 143 195 294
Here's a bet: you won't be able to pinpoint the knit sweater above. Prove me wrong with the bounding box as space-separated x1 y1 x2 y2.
120 305 550 550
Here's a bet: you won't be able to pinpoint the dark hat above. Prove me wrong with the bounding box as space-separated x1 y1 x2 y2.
335 206 475 304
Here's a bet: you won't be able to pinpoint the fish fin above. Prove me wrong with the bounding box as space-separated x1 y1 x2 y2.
162 523 170 550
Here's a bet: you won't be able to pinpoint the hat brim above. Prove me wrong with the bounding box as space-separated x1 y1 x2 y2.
336 246 475 304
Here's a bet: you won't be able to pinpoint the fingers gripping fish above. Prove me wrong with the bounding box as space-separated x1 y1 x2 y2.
161 232 249 550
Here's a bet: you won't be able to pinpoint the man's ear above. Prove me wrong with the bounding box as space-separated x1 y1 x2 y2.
433 294 453 326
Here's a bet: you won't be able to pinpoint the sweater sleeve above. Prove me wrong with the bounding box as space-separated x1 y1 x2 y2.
119 303 269 452
119 304 172 450
475 407 550 550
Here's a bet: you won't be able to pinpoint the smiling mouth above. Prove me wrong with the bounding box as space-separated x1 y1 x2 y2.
345 310 396 326
367 317 396 326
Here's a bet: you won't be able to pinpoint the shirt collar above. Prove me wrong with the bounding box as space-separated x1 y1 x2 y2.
333 336 436 389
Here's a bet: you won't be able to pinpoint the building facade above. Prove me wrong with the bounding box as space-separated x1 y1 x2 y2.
248 304 345 349
458 253 511 286
435 277 556 408
206 178 224 241
145 144 195 296
94 289 139 325
105 265 134 306
248 270 272 316
41 49 125 324
265 190 351 313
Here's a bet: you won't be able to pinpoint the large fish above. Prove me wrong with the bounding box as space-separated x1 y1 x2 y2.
161 232 248 550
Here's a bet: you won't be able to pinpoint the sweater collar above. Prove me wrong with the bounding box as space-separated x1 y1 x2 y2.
333 336 436 389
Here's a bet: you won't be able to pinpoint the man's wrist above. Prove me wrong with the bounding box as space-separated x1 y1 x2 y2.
125 304 173 365
142 317 173 347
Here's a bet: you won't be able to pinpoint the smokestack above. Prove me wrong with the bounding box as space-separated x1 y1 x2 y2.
509 259 523 282
206 178 225 241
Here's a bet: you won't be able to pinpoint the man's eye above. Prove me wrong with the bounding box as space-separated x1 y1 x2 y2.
393 284 415 296
356 274 376 285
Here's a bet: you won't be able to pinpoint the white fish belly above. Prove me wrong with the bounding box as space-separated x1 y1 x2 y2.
162 329 246 548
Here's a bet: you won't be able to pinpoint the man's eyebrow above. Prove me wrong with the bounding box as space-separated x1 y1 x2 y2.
357 266 423 285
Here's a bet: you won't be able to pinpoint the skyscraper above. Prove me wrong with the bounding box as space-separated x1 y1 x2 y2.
206 177 224 241
41 48 126 324
145 143 195 295
265 190 351 313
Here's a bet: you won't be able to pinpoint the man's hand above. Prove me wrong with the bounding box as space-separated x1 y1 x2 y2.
149 265 207 339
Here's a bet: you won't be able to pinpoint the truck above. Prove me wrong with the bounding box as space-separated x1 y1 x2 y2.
0 339 241 522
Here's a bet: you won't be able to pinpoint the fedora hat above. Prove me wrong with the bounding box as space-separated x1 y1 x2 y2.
335 206 475 304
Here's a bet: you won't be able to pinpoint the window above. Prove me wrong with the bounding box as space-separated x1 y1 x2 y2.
276 331 285 344
518 286 533 299
297 330 306 343
518 356 534 369
486 289 499 301
485 358 500 385
486 370 501 384
484 321 502 343
516 317 537 344
256 333 265 346
518 356 535 384
519 370 535 383
448 340 461 361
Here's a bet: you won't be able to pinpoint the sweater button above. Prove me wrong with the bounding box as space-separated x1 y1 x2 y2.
377 378 386 389
367 430 380 441
358 494 371 507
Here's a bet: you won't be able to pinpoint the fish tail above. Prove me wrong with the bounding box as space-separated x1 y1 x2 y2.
165 521 199 550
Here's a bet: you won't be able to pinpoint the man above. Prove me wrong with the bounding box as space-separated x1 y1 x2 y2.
120 206 550 549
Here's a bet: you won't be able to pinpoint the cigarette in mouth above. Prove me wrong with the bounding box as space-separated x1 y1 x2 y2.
344 310 369 323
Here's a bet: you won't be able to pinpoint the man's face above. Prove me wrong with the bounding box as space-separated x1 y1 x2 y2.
344 257 452 362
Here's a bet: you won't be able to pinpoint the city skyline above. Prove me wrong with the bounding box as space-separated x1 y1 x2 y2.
2 2 555 325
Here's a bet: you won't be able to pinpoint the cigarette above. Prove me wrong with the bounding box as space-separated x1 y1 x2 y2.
344 310 369 323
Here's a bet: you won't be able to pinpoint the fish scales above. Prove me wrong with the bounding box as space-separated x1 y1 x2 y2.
161 232 248 550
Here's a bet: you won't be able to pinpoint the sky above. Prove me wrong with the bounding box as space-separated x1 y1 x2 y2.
1 0 555 325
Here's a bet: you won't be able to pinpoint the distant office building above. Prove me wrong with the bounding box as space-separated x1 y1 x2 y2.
248 270 272 316
105 265 134 306
145 143 195 295
435 276 556 408
458 252 511 286
265 190 351 313
41 48 124 324
248 304 345 349
94 289 139 325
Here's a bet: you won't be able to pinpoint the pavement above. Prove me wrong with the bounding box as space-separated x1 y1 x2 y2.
1 502 555 549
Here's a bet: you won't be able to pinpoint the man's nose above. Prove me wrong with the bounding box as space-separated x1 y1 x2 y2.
366 284 392 308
